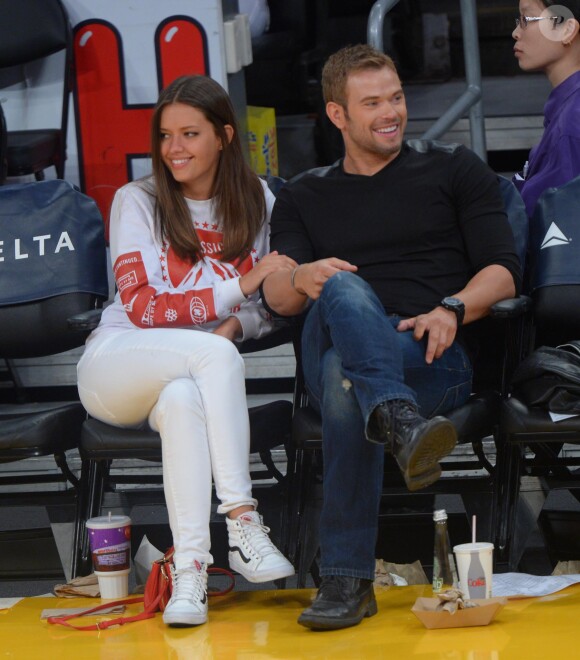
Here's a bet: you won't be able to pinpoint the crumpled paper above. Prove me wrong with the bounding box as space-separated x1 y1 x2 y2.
435 588 478 614
552 560 580 575
54 574 100 598
374 558 429 587
40 604 126 619
134 535 164 588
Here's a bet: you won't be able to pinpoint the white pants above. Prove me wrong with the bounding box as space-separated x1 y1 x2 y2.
77 328 257 569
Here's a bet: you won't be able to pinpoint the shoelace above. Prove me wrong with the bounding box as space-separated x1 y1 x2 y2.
390 401 422 441
391 400 419 424
171 565 206 602
239 519 277 557
318 576 350 602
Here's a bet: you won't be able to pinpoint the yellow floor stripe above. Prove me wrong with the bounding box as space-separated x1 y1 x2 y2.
1 584 578 658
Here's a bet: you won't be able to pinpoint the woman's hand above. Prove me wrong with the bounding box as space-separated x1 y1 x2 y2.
213 316 243 342
239 251 297 297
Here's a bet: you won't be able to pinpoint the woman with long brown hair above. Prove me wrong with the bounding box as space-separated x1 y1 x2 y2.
77 75 295 628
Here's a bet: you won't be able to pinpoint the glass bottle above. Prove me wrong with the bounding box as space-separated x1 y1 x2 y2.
432 509 457 593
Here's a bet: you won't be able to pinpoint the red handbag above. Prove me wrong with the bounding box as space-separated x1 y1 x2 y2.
143 546 175 613
47 547 235 630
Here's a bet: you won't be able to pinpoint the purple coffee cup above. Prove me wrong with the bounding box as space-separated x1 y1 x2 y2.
86 514 131 573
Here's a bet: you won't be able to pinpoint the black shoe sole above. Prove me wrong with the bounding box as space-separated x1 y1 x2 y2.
401 418 457 492
297 596 378 630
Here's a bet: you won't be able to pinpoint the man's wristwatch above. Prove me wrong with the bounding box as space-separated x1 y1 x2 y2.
440 297 465 326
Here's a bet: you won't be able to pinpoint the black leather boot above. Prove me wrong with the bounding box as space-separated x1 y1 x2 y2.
298 576 377 630
368 399 457 491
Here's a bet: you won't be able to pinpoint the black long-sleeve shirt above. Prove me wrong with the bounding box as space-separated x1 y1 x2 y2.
270 141 521 319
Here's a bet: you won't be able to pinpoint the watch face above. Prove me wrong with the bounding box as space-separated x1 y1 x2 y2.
442 297 464 324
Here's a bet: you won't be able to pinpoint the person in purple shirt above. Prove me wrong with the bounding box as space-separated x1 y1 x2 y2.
513 2 580 471
513 0 580 217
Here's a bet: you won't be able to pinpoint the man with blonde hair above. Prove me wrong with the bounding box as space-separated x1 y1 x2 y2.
263 44 521 630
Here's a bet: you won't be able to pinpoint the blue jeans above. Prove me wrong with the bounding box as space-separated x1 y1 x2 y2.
301 272 472 579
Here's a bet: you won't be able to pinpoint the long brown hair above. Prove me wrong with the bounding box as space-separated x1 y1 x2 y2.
148 75 266 263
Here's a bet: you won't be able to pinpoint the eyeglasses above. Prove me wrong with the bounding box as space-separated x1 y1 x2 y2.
515 14 564 29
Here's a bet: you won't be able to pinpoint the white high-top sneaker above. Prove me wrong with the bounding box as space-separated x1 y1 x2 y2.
227 510 295 583
162 560 208 627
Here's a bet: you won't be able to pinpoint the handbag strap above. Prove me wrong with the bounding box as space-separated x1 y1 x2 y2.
47 567 235 630
207 566 235 596
46 596 151 630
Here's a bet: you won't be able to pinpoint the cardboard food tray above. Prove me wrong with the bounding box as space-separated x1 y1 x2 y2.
412 597 507 629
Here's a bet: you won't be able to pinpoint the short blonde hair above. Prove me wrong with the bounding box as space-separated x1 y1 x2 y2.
322 44 398 107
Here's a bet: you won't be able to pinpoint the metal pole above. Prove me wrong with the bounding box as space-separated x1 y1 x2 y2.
460 0 487 160
367 0 400 52
367 0 487 161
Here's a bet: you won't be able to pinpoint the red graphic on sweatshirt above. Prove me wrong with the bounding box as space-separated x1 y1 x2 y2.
114 250 216 328
190 297 208 325
163 244 195 288
162 227 253 289
235 252 255 276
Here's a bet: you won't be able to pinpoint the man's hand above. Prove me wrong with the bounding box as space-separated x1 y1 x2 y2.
397 307 458 364
239 251 297 297
293 258 358 300
213 316 243 342
396 264 516 363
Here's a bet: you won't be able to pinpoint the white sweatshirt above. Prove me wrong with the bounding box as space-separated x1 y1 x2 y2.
90 178 277 342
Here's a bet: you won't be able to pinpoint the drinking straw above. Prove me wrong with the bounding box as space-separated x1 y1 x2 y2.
472 515 476 544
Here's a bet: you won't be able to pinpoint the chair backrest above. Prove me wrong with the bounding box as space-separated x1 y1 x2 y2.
0 0 73 177
451 177 529 393
264 174 287 196
0 0 71 67
497 174 528 271
528 174 580 334
0 180 109 358
0 103 6 184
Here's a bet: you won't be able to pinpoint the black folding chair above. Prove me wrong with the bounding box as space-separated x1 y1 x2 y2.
0 180 108 578
0 0 73 180
495 175 580 568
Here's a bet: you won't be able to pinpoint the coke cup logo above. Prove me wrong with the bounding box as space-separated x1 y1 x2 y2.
468 577 486 587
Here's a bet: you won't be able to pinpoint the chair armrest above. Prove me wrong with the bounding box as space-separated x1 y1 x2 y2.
490 295 532 319
67 308 103 331
67 314 294 344
238 324 293 354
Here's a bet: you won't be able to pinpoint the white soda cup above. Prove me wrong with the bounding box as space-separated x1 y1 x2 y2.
453 542 493 599
94 568 131 599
